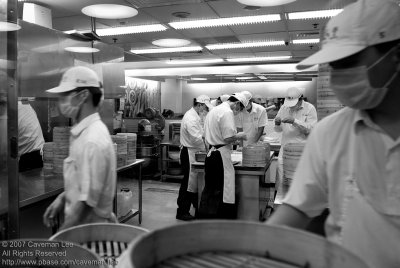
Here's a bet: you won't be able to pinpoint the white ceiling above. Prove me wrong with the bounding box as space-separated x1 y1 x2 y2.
17 0 356 81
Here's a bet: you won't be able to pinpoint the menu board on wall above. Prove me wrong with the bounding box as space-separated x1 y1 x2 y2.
316 64 344 120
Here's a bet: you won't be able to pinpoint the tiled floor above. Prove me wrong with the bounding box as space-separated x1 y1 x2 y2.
117 178 188 231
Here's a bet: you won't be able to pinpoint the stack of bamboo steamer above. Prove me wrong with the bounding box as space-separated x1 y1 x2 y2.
283 142 305 186
111 135 127 168
317 64 344 120
242 143 270 167
117 133 137 164
53 127 70 174
42 142 54 175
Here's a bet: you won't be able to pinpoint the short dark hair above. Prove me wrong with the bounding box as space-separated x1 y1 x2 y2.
75 86 103 107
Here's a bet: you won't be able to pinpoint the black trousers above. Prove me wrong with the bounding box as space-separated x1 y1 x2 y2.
177 146 198 216
19 150 43 172
198 150 237 219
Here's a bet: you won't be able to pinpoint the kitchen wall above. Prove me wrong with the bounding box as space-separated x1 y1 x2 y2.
161 79 317 113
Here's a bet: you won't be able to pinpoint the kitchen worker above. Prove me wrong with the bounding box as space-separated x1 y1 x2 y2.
235 91 268 146
216 94 230 106
268 0 400 267
43 66 117 230
176 95 213 221
18 101 45 172
199 93 248 219
274 87 317 183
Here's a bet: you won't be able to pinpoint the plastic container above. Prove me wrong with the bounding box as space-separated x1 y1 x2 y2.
117 188 134 217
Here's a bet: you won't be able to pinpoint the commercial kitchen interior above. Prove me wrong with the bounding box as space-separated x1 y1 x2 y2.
0 0 369 265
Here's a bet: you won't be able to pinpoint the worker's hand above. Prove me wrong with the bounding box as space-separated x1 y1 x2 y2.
275 117 281 126
43 195 64 228
282 117 295 124
236 132 247 141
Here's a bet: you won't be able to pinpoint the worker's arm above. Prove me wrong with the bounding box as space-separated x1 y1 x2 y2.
59 201 93 230
267 204 311 229
224 132 247 144
254 126 265 143
43 192 65 228
282 105 318 136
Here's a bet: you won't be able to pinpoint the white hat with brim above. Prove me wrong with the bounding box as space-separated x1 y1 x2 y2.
231 92 249 108
195 94 213 110
46 66 100 94
283 87 302 107
296 0 400 70
297 44 366 70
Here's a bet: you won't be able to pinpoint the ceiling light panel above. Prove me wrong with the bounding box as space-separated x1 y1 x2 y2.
227 56 292 62
288 9 343 20
206 40 285 50
96 24 167 36
131 46 203 54
64 47 100 53
292 38 320 44
169 14 281 29
152 38 191 47
166 59 224 65
237 0 296 6
81 4 138 19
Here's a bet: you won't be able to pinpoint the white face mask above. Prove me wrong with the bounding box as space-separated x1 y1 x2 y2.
330 46 398 110
58 91 87 120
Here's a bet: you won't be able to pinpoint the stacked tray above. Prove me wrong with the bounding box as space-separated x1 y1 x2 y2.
242 143 270 167
111 135 128 168
53 127 70 174
117 133 137 164
42 142 54 175
283 143 305 186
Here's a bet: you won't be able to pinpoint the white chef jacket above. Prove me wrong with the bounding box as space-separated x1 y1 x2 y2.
64 113 116 223
18 102 45 156
275 101 317 153
180 107 204 148
283 107 400 267
235 102 268 146
204 102 236 145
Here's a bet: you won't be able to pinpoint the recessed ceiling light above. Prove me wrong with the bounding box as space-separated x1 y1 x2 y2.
292 38 320 44
131 46 202 54
96 24 167 36
0 21 21 31
166 59 224 65
64 47 100 53
227 56 292 62
169 14 280 29
288 9 343 20
206 40 285 50
236 76 254 80
191 78 207 81
152 38 191 48
82 4 138 19
237 0 296 6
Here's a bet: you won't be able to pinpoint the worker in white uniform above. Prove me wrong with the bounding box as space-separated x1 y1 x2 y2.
268 0 400 267
43 66 117 230
176 95 213 221
199 93 248 219
274 87 317 184
235 91 268 147
18 101 45 172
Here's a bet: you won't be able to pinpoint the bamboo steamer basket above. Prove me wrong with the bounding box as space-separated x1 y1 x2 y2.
242 143 270 167
50 223 149 267
118 221 366 268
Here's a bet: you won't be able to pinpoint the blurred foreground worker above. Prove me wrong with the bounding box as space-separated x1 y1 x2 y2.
18 101 45 172
199 93 248 219
235 91 268 146
43 66 117 230
268 0 400 267
176 95 213 221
